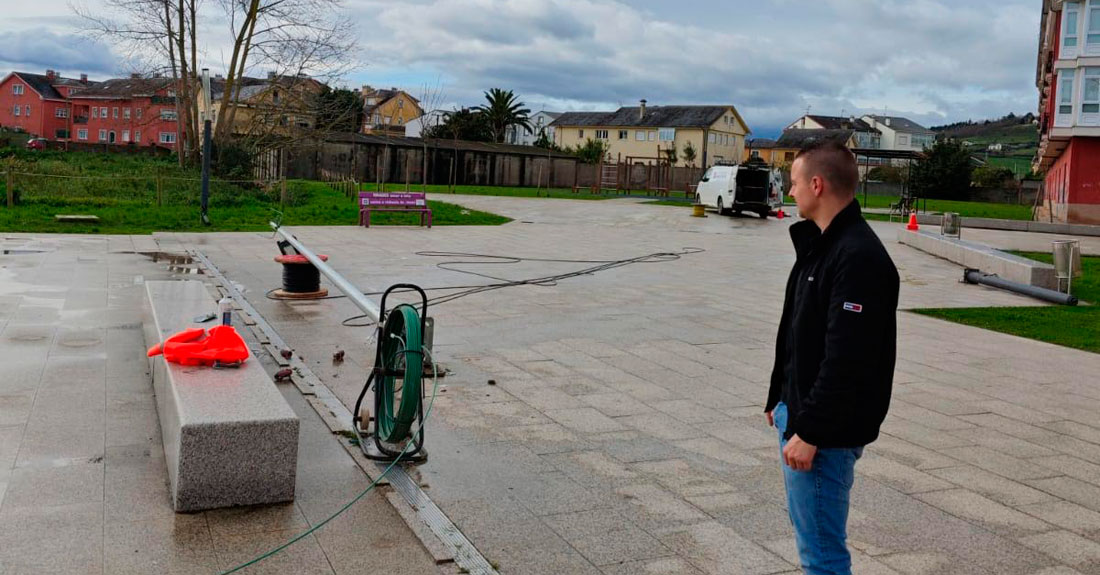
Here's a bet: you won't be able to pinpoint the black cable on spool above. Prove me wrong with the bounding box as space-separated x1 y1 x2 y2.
282 262 321 293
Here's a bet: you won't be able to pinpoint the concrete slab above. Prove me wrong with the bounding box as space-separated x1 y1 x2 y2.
161 195 1100 574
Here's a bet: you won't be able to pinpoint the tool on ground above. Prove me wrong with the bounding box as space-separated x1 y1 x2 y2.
219 296 233 325
146 325 250 366
270 222 431 462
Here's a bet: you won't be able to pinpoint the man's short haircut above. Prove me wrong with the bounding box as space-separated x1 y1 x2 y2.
794 139 859 195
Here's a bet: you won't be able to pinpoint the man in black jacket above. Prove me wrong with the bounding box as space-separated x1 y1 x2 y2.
765 140 898 575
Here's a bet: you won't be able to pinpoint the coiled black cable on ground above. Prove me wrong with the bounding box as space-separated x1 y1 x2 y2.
336 248 705 326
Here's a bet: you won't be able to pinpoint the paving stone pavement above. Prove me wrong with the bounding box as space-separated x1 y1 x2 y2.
160 195 1100 575
0 235 445 574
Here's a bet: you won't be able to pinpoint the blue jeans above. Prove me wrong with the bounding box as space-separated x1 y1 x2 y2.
773 402 863 575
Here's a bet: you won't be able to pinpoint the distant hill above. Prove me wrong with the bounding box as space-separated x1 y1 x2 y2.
931 113 1039 146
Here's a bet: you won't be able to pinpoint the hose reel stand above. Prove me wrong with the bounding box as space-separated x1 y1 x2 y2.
353 284 431 462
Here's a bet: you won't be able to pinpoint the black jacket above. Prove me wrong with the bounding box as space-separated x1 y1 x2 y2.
766 200 899 448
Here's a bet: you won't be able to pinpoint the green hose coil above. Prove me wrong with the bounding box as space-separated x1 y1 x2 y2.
376 304 423 442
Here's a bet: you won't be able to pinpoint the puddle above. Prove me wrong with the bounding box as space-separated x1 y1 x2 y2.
137 252 203 275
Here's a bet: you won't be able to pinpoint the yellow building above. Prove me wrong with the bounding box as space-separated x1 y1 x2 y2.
199 74 324 136
550 101 750 167
361 86 423 135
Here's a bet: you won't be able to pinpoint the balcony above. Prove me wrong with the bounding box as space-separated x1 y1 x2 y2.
73 116 89 125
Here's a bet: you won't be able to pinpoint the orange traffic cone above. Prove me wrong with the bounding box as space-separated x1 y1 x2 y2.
906 212 919 231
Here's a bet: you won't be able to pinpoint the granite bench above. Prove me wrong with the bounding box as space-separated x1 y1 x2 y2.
897 229 1056 289
143 280 299 512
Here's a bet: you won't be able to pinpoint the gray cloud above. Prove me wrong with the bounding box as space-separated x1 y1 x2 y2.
0 28 119 77
354 0 1039 137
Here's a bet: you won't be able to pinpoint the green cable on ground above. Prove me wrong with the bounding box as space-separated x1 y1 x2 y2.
376 304 423 443
219 312 436 575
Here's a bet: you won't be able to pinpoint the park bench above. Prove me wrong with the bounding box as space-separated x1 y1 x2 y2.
143 280 299 512
358 191 432 228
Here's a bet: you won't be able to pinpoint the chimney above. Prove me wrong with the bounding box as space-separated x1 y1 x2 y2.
215 73 223 80
885 117 892 127
639 99 647 120
800 116 806 128
46 69 56 81
849 115 856 123
80 74 88 84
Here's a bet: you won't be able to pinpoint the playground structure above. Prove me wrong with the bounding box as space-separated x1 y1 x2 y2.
572 151 703 197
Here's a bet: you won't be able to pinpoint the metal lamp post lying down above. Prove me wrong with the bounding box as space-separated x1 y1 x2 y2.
270 222 431 462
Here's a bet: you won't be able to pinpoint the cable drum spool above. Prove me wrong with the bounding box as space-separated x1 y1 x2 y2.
272 254 330 299
375 304 424 443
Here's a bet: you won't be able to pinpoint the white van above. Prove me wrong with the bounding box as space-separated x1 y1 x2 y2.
695 161 784 218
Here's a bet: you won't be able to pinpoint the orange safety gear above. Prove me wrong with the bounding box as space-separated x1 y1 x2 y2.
146 325 250 366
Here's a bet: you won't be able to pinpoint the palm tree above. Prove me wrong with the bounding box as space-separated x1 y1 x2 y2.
474 88 532 143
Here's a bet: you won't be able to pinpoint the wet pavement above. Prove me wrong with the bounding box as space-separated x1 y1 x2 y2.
0 235 448 574
158 195 1100 575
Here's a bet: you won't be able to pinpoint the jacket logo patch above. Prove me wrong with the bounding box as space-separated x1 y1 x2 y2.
807 276 814 282
843 302 863 313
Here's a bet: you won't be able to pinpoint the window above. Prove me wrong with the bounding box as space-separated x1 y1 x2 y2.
55 107 68 118
784 151 795 162
647 131 656 141
595 129 608 139
618 130 628 140
134 130 141 143
100 107 107 117
12 105 19 117
108 131 115 143
898 134 910 146
723 134 729 145
1084 68 1100 120
122 130 130 142
1059 72 1075 118
123 108 130 120
751 150 761 159
12 84 23 95
159 132 176 144
1088 0 1100 52
77 129 88 140
98 129 107 141
635 130 645 141
160 109 177 121
56 129 68 139
578 129 584 138
1065 3 1080 51
398 99 404 109
136 108 142 119
112 107 118 119
24 105 30 117
658 128 675 141
92 107 99 119
708 133 716 144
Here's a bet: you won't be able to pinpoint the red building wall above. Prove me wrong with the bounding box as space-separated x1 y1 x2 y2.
69 96 178 148
0 75 47 136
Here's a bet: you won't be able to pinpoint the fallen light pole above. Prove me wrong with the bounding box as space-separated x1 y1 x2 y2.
963 268 1078 306
270 222 431 462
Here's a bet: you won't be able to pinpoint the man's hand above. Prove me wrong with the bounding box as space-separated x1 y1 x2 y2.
765 411 774 427
782 434 817 471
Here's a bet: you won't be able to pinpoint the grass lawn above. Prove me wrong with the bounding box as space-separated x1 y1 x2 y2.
360 182 688 201
785 195 1034 221
0 180 509 234
913 251 1100 354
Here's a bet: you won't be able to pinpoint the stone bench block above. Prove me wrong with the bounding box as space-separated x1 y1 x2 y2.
143 280 299 512
898 229 1056 290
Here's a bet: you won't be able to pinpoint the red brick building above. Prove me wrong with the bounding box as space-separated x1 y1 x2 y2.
1036 0 1100 224
68 76 180 149
0 70 93 140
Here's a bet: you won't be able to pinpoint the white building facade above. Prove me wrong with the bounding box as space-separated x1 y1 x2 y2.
504 111 560 146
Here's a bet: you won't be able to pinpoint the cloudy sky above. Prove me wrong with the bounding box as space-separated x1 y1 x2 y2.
1 0 1041 137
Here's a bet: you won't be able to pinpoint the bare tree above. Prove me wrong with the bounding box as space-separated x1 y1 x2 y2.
74 0 357 165
74 0 202 165
414 79 445 192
